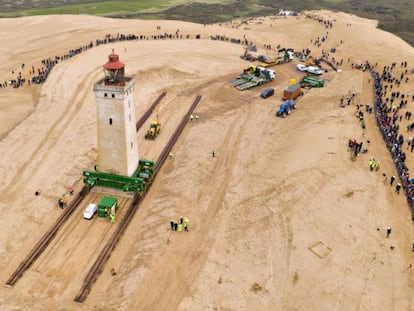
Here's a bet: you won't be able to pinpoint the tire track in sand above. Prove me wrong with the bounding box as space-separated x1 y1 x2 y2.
126 102 251 311
1 67 99 200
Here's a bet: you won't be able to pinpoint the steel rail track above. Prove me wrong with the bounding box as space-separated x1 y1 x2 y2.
74 94 202 303
5 92 166 288
136 92 166 131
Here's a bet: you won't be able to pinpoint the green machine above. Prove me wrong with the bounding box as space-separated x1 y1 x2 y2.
83 170 146 193
83 159 155 193
98 196 117 218
134 159 155 180
301 76 324 88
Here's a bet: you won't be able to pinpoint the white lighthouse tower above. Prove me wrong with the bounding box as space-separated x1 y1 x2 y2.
94 51 138 176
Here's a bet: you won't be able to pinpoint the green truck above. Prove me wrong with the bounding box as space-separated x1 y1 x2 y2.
300 76 324 88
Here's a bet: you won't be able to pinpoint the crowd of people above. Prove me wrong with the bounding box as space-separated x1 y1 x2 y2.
371 65 414 221
0 29 252 91
170 216 189 232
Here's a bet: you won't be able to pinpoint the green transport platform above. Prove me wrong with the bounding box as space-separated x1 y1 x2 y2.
83 159 155 193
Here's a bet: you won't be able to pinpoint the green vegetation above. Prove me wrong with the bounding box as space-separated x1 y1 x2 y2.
1 0 414 46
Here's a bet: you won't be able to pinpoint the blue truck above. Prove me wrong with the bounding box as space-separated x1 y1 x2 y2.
276 99 296 118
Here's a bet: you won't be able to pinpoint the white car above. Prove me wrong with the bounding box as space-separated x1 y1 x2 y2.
307 66 323 75
296 64 307 72
83 203 97 220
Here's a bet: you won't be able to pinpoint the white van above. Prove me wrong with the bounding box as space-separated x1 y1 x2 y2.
307 66 323 75
83 203 97 220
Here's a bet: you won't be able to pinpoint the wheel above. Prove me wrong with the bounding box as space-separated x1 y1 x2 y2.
282 112 287 118
287 110 291 115
292 104 296 109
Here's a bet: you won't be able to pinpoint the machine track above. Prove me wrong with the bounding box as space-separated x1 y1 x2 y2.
5 92 167 288
136 91 166 131
74 94 202 303
5 186 89 287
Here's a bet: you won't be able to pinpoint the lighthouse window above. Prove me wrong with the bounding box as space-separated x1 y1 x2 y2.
109 118 113 125
128 101 130 108
104 93 108 97
131 142 133 149
112 94 115 98
129 114 131 122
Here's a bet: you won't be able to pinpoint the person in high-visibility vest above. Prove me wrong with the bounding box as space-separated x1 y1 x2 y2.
184 217 189 232
110 214 115 223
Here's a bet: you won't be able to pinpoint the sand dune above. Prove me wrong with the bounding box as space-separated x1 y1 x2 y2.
0 11 413 311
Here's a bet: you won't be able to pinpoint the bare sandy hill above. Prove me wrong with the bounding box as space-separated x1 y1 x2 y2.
0 10 413 311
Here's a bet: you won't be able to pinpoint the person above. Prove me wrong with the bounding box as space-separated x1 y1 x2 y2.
60 195 67 208
390 175 396 186
195 114 199 121
68 185 74 195
369 158 375 171
184 217 189 232
375 161 380 171
174 222 178 231
396 183 402 194
111 268 117 276
412 243 414 252
170 220 175 230
94 164 98 171
180 216 183 224
212 150 216 158
169 152 173 159
35 190 40 196
177 222 183 232
386 227 392 238
189 114 194 121
110 214 115 223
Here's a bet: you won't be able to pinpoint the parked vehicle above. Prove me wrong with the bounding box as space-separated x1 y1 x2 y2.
276 99 296 118
260 88 274 98
282 83 303 100
83 203 97 220
301 76 325 88
296 64 307 72
306 66 323 75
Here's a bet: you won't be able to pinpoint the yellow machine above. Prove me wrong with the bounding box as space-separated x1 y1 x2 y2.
145 120 161 140
305 59 316 67
243 65 257 74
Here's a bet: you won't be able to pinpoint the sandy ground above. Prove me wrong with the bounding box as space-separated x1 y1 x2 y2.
0 10 413 311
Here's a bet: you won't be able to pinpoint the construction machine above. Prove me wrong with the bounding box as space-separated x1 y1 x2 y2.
276 99 296 118
243 65 257 74
145 120 161 140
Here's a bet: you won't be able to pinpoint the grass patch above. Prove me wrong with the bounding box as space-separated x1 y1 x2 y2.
344 190 354 198
1 0 414 46
0 0 183 17
250 282 263 293
292 270 299 284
